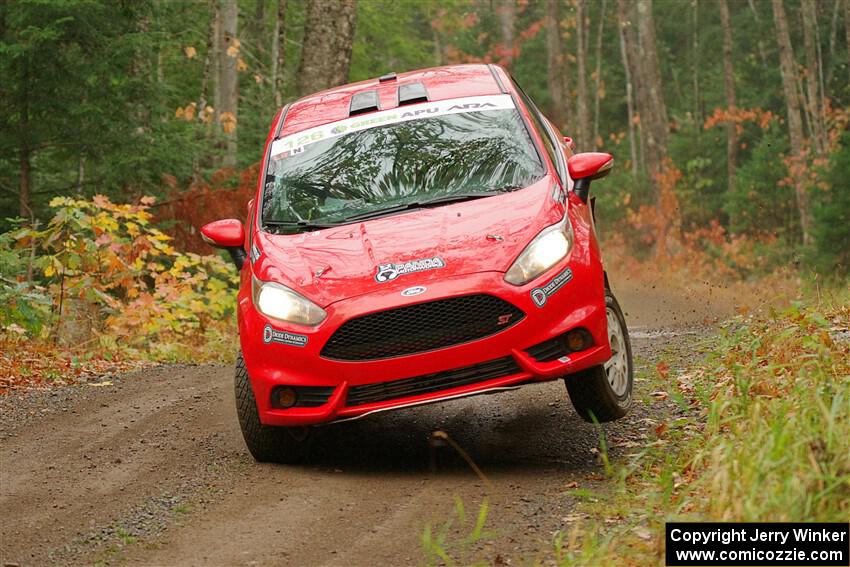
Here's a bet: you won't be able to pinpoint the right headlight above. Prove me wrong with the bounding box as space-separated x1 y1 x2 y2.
504 217 574 285
252 277 327 326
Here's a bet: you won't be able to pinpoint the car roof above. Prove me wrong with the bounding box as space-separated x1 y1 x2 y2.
278 64 511 137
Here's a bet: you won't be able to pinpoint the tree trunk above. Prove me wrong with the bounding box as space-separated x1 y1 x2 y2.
496 0 516 69
772 0 812 245
635 0 673 257
19 147 32 220
826 0 840 86
197 0 216 115
747 0 770 67
212 4 222 124
845 0 850 87
545 0 567 129
692 0 701 124
617 0 639 175
576 0 592 150
271 0 286 107
592 0 607 151
718 0 737 196
801 0 826 155
296 0 358 95
219 0 239 167
18 65 32 220
635 0 669 174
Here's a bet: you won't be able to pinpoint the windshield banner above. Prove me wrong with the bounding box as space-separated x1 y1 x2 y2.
270 94 516 159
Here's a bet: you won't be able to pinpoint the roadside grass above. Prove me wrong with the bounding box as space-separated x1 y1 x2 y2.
553 295 850 565
422 294 850 566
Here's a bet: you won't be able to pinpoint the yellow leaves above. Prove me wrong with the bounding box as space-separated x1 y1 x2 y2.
226 37 240 58
16 195 239 363
184 45 197 59
219 111 237 134
237 57 248 72
175 102 197 121
253 74 263 85
198 105 215 123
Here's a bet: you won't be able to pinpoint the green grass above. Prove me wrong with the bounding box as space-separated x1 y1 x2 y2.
553 299 850 565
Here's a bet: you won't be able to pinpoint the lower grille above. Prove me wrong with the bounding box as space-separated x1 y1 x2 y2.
295 386 335 407
321 294 525 361
525 336 570 362
525 328 593 362
346 356 522 406
271 385 335 408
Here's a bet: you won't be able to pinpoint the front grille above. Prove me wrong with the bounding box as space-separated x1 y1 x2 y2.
346 356 522 406
321 294 525 361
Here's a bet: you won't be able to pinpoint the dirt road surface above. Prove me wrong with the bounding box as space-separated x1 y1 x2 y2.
1 278 735 566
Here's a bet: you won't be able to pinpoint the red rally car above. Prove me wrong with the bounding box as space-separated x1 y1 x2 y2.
201 64 633 463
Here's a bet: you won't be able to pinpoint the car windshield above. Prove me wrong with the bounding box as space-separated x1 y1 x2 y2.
261 94 545 230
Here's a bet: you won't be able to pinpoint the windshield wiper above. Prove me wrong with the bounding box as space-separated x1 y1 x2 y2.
340 192 499 223
263 220 340 233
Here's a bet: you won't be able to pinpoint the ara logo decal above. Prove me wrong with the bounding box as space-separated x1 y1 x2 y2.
530 267 574 308
447 102 497 111
375 256 445 283
401 286 427 297
262 324 308 347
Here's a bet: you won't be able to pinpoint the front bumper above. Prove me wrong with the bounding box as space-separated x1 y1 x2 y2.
238 259 608 426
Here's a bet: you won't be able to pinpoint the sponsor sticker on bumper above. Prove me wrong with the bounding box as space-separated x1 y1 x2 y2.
531 267 573 307
263 324 308 347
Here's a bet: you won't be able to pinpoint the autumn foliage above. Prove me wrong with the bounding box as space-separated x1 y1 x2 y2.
2 195 238 384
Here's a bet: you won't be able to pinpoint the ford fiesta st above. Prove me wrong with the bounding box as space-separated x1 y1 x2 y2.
201 64 633 463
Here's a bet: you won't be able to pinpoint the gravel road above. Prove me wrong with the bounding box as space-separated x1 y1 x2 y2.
0 278 733 566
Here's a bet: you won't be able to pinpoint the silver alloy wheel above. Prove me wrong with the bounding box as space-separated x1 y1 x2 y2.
604 306 629 397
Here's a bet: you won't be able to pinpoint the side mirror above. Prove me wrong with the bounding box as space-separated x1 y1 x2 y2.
563 136 576 151
201 219 246 269
567 152 613 203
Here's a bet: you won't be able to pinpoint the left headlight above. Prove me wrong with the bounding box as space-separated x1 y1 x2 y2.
252 277 327 325
504 217 574 285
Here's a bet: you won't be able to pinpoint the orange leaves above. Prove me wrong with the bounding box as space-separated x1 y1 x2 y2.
184 46 197 59
175 102 197 121
703 107 777 131
219 111 237 134
225 37 240 58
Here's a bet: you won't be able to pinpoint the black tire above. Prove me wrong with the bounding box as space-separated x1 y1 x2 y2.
234 352 312 463
565 290 633 423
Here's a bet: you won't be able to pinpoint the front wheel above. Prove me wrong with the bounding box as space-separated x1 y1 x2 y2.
564 290 633 422
234 352 312 463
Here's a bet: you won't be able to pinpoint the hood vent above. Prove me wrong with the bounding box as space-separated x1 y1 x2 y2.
349 90 380 116
397 82 429 106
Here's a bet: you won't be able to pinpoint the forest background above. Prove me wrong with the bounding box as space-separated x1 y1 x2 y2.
1 0 849 381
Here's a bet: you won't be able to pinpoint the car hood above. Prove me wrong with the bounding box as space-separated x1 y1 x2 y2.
252 176 564 307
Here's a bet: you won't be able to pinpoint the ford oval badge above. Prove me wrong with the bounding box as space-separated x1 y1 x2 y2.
401 286 427 297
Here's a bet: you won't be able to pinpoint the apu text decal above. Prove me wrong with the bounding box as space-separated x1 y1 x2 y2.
270 95 515 159
530 267 573 307
375 256 445 283
263 324 308 347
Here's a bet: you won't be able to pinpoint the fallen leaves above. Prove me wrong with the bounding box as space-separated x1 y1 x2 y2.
0 338 152 394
